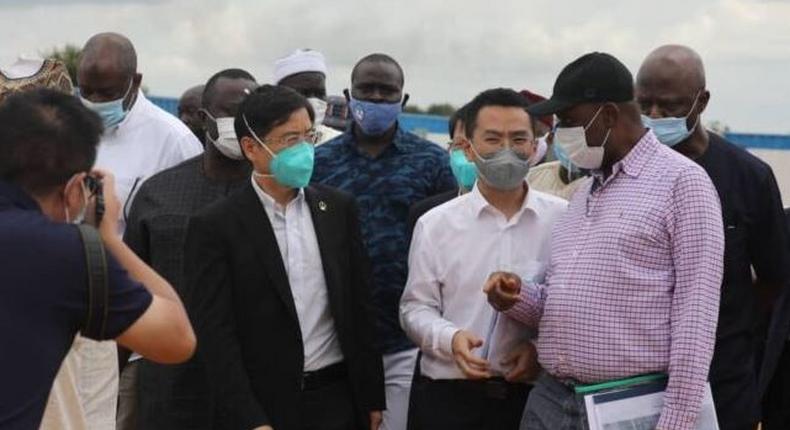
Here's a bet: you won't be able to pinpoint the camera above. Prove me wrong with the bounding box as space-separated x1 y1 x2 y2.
83 175 104 225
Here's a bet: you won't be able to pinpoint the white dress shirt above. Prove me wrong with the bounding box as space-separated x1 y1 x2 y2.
400 182 567 380
61 92 201 429
251 177 345 371
94 91 203 235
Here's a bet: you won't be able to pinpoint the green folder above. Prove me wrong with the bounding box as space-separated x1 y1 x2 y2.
573 373 667 395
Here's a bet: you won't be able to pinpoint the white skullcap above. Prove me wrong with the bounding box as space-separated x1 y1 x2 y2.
273 49 327 84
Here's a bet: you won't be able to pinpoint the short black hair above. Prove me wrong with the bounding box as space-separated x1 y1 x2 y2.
448 103 470 138
0 89 103 196
351 53 405 86
202 68 257 109
464 88 534 138
234 84 315 142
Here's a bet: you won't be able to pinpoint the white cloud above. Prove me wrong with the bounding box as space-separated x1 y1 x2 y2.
0 0 788 132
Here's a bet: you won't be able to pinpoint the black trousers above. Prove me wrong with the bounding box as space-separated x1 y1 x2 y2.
300 377 358 430
408 376 530 430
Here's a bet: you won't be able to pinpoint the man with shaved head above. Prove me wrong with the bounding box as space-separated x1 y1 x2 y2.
178 84 205 144
637 45 790 430
76 32 202 430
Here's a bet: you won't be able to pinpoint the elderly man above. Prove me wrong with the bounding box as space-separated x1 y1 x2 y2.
312 53 456 430
637 45 790 430
76 32 202 429
486 52 724 430
274 49 341 144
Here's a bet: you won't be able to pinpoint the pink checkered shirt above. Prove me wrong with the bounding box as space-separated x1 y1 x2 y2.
507 131 724 429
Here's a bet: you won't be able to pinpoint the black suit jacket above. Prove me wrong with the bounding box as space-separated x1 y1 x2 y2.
759 209 790 395
406 189 458 241
183 182 385 430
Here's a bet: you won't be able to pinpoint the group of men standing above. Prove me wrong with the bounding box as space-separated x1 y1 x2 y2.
2 29 788 430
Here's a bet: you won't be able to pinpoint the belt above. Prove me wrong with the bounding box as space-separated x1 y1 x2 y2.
417 375 526 400
301 362 347 391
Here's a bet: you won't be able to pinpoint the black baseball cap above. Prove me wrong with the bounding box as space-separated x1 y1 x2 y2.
528 52 634 116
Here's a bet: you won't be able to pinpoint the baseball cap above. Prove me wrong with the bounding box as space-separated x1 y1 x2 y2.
527 52 634 116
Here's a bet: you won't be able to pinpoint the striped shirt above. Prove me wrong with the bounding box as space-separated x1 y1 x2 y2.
507 131 724 430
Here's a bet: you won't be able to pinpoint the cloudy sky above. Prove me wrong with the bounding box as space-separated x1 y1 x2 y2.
1 0 789 133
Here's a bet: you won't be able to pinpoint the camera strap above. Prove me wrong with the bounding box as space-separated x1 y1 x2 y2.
77 224 109 339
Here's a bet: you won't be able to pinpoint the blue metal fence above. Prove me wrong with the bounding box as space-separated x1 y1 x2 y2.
149 95 790 150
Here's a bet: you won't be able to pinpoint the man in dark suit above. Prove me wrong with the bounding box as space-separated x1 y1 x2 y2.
184 85 385 430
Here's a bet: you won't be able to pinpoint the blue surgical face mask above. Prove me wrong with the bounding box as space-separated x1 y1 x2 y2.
244 115 315 189
348 97 401 136
553 141 583 182
641 91 702 147
80 79 134 129
450 149 477 190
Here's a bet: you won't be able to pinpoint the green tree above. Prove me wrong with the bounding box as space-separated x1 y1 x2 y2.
425 103 456 116
403 105 424 114
41 44 81 84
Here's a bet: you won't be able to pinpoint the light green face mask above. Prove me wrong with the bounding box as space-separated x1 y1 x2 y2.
244 115 315 189
450 149 477 190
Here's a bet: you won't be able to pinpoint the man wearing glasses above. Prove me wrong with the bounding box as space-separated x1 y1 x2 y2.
400 88 565 430
184 85 385 430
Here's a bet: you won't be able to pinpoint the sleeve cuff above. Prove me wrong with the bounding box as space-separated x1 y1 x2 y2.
438 326 459 358
657 405 698 430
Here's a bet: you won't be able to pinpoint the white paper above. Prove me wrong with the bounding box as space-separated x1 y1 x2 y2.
584 382 719 430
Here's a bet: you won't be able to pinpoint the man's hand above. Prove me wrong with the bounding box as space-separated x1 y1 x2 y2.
483 271 522 311
369 410 383 430
451 330 491 379
502 341 540 383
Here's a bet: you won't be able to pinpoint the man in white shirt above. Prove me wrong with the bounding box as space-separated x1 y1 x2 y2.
400 88 567 430
274 49 342 145
76 32 202 430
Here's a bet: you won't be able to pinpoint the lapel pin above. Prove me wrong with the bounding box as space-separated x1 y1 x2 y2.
318 201 328 212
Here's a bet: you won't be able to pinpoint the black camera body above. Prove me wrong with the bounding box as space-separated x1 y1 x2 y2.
83 175 104 225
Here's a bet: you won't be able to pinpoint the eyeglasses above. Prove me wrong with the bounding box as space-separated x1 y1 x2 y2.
260 129 320 148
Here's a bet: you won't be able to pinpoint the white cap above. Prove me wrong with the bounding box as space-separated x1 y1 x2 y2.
1 55 45 79
273 49 327 84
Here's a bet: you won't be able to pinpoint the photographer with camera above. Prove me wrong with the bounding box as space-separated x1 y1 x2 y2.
0 89 196 429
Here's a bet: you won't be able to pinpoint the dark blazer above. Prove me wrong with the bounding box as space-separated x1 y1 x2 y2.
183 182 385 430
406 189 458 241
759 209 790 395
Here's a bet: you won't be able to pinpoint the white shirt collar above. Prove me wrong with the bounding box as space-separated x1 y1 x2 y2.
250 175 305 215
468 180 543 221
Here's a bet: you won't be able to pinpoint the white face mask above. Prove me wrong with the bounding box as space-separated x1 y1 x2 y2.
529 135 548 167
553 105 611 170
308 97 327 125
205 112 244 160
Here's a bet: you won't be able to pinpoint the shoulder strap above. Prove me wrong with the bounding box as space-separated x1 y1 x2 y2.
77 224 109 339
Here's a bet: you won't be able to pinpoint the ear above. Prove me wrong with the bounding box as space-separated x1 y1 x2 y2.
63 172 87 209
132 73 143 90
461 137 475 162
240 135 259 161
601 102 620 128
698 90 711 115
